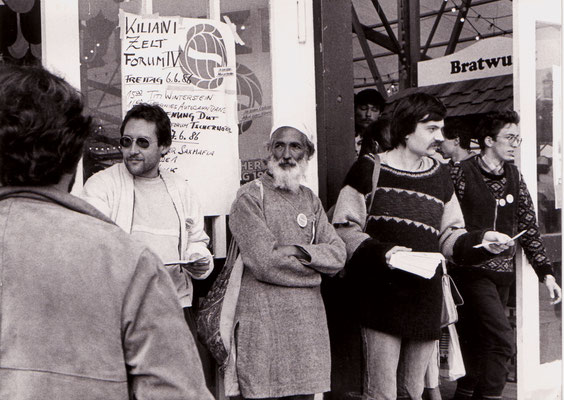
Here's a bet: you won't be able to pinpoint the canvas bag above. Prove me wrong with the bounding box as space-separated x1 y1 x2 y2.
196 238 243 368
196 180 264 369
440 323 466 381
440 259 464 327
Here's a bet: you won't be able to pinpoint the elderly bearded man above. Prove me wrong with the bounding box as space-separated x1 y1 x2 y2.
228 123 347 400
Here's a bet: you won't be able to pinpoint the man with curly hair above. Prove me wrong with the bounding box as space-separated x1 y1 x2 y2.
448 111 561 400
0 65 213 400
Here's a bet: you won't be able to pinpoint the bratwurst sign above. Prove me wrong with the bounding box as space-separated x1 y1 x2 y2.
418 37 512 86
119 11 239 215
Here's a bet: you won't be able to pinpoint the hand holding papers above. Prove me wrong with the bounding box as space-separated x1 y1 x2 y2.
473 230 525 249
164 255 211 278
388 251 445 279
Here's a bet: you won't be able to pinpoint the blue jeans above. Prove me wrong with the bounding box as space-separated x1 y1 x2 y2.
361 327 436 400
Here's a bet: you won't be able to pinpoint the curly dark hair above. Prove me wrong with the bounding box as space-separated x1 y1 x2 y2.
354 89 386 111
476 110 520 150
389 92 447 149
0 65 92 186
120 103 172 147
443 118 474 150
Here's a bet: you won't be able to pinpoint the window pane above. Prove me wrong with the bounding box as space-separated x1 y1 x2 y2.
535 20 562 366
221 0 272 185
79 0 272 185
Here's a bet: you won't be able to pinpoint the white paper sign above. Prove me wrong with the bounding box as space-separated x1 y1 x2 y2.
120 11 239 215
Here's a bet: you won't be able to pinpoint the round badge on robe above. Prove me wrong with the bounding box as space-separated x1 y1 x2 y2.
297 213 308 228
499 199 506 207
506 194 514 204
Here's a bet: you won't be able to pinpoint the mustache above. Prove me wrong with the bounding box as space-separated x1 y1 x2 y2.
278 160 297 167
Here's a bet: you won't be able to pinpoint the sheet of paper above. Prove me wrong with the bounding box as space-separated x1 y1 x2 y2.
473 230 527 248
388 251 445 279
164 256 209 266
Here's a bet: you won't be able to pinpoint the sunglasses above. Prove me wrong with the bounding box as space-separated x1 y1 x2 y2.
119 136 153 149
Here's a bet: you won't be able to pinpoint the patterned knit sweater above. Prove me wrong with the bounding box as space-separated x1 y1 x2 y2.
334 155 488 340
450 155 553 280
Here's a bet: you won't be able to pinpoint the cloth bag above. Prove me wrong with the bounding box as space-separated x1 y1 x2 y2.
440 323 466 381
196 238 243 369
440 260 464 327
196 179 264 373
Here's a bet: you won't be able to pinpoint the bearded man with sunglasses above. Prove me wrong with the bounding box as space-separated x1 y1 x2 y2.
0 66 212 399
448 111 562 400
82 103 213 335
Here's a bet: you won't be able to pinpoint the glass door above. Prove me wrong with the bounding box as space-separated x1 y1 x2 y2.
514 0 562 398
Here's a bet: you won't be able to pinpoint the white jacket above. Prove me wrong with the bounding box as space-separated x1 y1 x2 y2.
81 163 213 307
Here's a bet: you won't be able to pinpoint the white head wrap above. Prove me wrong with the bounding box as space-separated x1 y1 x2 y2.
269 121 314 144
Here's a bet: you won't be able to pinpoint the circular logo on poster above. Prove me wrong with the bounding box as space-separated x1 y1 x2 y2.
179 24 228 89
236 62 263 134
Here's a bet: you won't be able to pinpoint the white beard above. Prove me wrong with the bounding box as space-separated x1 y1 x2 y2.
267 157 308 193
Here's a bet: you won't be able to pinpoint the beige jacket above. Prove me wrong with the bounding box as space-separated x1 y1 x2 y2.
81 163 213 307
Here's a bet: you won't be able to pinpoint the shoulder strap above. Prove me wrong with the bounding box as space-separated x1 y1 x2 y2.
254 179 264 202
367 155 381 215
228 179 264 258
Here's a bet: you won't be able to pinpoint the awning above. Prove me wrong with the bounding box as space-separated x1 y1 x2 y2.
387 74 513 117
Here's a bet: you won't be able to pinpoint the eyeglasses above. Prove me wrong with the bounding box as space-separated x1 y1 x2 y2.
499 134 522 146
119 136 153 149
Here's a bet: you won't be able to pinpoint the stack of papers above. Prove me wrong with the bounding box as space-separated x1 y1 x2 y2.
388 252 445 279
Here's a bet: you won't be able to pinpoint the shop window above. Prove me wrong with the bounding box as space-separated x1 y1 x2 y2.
535 20 562 366
0 0 41 65
79 0 272 186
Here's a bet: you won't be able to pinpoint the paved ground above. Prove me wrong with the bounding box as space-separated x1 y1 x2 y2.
439 378 517 400
316 378 517 400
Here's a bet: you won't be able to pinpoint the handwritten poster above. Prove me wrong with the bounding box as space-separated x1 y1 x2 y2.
119 11 239 215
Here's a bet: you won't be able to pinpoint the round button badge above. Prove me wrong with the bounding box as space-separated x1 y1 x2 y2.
297 213 308 228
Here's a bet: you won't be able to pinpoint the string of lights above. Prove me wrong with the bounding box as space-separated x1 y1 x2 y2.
354 0 512 92
448 0 511 35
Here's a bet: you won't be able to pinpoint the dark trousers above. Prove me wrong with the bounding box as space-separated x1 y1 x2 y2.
183 307 216 390
452 271 515 400
233 396 314 400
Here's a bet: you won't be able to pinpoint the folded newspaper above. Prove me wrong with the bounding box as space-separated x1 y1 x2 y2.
388 251 445 279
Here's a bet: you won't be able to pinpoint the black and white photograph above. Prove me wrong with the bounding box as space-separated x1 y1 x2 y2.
0 1 562 399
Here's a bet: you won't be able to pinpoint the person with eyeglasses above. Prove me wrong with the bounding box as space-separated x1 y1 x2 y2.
81 103 214 339
447 110 562 400
332 93 514 400
0 66 213 399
